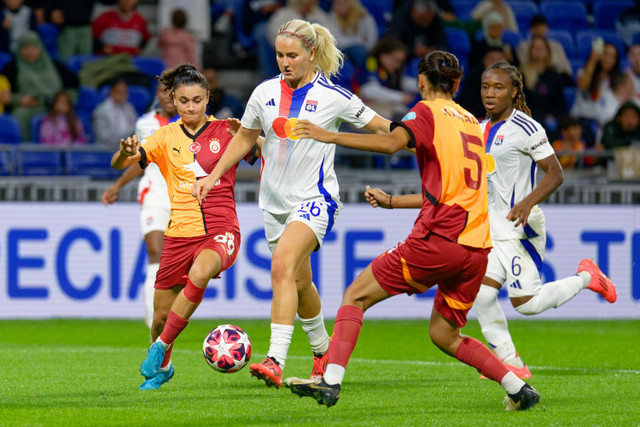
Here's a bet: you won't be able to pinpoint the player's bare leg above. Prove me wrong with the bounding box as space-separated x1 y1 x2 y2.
143 230 164 334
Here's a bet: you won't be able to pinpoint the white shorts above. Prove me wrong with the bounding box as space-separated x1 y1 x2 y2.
485 235 546 298
263 199 340 253
139 205 170 236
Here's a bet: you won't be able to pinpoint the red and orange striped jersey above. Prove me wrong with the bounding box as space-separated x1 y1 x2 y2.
392 98 492 249
139 117 244 238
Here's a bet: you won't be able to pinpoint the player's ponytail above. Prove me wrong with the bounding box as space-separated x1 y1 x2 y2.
156 63 208 96
276 19 344 80
483 60 532 117
417 51 463 95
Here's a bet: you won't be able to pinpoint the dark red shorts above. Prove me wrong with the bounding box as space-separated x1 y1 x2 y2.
371 233 489 327
155 230 241 290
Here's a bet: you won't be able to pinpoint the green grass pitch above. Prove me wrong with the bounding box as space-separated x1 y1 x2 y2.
0 318 638 426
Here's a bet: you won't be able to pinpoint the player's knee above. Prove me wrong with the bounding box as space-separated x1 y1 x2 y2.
270 257 294 284
514 297 540 315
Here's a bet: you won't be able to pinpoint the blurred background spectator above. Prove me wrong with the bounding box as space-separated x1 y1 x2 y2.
0 0 37 53
471 0 518 34
204 67 245 119
387 0 448 60
469 11 515 67
597 71 639 127
158 8 199 69
92 0 151 55
47 0 98 61
552 115 587 170
517 14 572 78
328 0 377 68
1 30 78 140
39 89 87 145
92 79 137 147
0 72 10 112
457 46 506 119
600 101 640 150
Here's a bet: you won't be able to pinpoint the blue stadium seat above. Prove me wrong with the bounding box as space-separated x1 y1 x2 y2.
76 86 99 116
37 23 59 58
576 30 626 61
0 51 12 71
127 85 152 115
361 0 393 37
540 1 589 34
570 58 583 78
17 148 64 175
563 86 577 111
509 0 540 35
547 30 576 60
502 30 522 49
451 0 476 21
76 112 94 143
0 114 23 144
445 27 471 63
132 56 166 78
67 54 101 74
593 1 634 30
66 149 120 179
29 114 46 143
0 146 14 175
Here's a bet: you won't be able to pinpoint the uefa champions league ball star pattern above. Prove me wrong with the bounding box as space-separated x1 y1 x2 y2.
203 324 253 373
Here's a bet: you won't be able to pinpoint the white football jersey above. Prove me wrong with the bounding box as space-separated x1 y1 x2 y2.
136 112 171 209
242 72 376 214
480 109 555 240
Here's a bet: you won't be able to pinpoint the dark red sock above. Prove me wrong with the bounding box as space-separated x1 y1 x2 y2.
159 310 189 345
161 343 173 369
328 305 364 368
455 336 509 382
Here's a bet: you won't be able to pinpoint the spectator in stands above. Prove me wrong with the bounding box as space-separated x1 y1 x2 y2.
351 36 418 120
1 31 78 140
328 0 378 68
615 1 640 47
39 89 87 145
47 0 98 61
387 0 448 60
516 14 572 78
552 115 586 170
471 0 518 34
468 11 516 68
0 0 37 53
597 72 640 127
0 73 10 113
93 79 138 147
570 40 621 146
158 8 199 69
92 0 151 56
203 68 245 119
457 46 506 119
625 44 640 100
600 101 640 150
520 35 572 138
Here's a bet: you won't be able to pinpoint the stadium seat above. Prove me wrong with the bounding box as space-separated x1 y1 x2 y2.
66 149 120 179
17 148 64 176
37 23 59 58
450 0 476 22
361 0 393 37
547 30 576 60
0 51 12 71
576 30 626 61
509 0 540 35
132 56 166 78
76 86 99 115
0 114 23 144
67 54 101 74
76 112 94 143
98 84 152 116
540 1 589 34
563 86 577 111
29 114 46 143
0 146 14 175
502 30 522 49
593 1 634 30
445 27 471 63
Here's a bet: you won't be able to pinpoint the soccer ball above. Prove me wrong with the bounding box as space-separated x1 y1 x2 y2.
203 324 252 373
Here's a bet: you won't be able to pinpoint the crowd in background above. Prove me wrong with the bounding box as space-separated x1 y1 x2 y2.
1 0 640 176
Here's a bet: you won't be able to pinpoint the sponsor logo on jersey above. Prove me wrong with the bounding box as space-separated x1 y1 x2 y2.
355 106 366 118
402 111 416 121
530 138 548 150
210 139 220 153
189 142 201 153
305 100 317 112
265 98 276 106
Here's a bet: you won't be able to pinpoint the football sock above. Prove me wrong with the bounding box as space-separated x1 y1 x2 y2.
159 311 189 345
515 275 584 315
578 271 591 288
267 323 294 368
323 364 346 386
300 312 330 355
328 305 363 370
455 336 510 383
143 263 159 330
161 343 173 369
475 285 519 363
501 371 526 395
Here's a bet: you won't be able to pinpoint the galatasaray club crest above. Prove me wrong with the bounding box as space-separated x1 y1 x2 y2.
210 139 221 153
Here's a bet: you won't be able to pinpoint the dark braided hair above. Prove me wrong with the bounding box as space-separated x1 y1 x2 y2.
156 63 208 97
417 50 463 95
483 60 531 117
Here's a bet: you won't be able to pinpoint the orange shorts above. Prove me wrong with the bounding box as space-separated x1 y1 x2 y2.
155 230 240 289
371 233 489 327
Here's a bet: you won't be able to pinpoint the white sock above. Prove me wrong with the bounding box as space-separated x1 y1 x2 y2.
144 263 159 330
300 312 330 355
155 337 170 350
578 271 591 288
267 323 294 368
475 285 518 362
516 275 584 315
323 364 345 385
501 371 525 395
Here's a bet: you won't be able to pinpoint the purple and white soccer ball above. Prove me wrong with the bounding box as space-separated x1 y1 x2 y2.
203 324 252 373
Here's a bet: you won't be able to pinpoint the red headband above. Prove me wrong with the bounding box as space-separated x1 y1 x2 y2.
278 30 313 48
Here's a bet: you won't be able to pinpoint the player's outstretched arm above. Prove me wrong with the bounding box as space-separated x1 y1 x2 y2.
101 163 144 205
111 135 142 169
365 185 422 209
292 119 409 154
